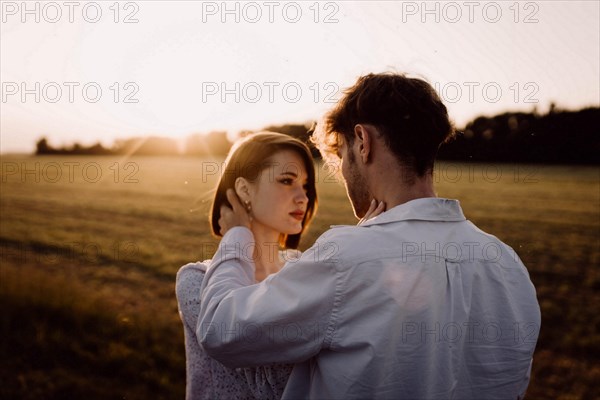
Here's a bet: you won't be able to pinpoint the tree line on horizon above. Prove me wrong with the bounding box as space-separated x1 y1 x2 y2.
35 106 599 164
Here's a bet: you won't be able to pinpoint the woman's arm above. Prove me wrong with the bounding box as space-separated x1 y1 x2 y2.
176 260 295 398
176 262 208 331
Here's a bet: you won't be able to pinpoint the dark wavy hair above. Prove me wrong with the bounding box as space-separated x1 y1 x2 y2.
311 72 456 176
210 132 317 249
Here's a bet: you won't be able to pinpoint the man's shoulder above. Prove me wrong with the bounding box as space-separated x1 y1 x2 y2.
315 224 366 245
316 218 525 266
309 224 391 264
464 220 521 253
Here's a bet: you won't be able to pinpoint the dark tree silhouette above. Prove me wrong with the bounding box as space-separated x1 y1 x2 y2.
438 107 599 164
35 137 54 154
32 106 599 163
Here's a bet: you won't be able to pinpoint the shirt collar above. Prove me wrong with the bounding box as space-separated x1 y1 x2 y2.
332 198 466 228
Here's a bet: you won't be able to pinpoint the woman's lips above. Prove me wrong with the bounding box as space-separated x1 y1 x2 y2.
289 211 305 221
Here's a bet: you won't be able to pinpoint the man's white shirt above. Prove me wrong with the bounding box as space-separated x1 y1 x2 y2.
198 198 541 399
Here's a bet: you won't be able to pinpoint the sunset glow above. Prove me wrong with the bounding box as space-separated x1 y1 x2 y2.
1 1 599 152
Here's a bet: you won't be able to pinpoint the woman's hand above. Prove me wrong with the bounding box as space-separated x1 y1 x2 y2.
219 189 253 236
358 199 385 225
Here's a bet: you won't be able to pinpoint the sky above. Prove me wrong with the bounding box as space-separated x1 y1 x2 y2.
1 0 599 153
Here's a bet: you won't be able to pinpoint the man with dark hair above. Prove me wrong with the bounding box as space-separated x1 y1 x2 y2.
317 72 456 177
198 72 541 399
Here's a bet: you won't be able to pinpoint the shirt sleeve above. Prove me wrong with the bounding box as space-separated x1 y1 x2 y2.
198 227 340 368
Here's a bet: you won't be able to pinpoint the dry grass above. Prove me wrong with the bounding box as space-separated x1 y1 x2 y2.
1 155 598 399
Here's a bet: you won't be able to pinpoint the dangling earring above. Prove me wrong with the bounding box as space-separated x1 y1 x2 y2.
244 200 253 222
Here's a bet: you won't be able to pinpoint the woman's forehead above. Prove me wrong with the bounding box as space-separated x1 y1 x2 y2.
264 150 307 177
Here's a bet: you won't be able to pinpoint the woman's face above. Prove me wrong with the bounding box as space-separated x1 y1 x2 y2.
247 150 310 236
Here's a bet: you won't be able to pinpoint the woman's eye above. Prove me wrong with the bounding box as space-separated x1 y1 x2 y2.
279 178 292 185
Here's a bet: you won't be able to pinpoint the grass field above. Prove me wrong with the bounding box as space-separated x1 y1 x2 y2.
1 155 598 399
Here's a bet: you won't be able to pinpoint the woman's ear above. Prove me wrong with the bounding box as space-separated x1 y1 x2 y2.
234 177 252 202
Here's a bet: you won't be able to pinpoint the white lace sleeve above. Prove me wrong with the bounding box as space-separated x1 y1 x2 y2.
176 260 293 399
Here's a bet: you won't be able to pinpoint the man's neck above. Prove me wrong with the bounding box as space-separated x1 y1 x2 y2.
370 163 437 210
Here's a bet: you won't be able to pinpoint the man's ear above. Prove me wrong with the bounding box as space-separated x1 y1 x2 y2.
354 124 372 164
234 177 252 202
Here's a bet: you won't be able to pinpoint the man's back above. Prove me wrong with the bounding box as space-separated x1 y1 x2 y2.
283 198 540 399
200 198 541 399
